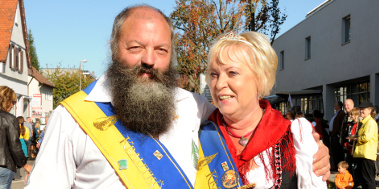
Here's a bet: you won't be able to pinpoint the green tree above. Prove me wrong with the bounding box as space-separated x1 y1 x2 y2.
44 66 94 108
171 0 286 93
28 30 40 70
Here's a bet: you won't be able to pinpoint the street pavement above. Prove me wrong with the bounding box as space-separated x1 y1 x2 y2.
10 160 379 189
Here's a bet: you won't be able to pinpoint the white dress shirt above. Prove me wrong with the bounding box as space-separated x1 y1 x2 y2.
25 75 215 189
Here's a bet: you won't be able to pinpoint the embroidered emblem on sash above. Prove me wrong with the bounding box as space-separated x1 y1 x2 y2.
153 150 163 160
221 170 238 189
221 161 229 171
118 159 128 170
93 115 118 131
120 137 162 187
196 153 217 171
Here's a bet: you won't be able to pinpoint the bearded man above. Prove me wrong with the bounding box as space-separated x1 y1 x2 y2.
25 5 330 189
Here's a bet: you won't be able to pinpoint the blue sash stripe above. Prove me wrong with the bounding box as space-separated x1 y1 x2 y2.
82 82 193 189
200 121 243 189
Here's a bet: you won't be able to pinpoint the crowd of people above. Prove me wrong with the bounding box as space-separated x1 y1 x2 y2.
286 99 379 189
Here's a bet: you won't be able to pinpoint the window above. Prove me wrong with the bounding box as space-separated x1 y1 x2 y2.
334 78 370 106
278 94 323 116
19 50 23 73
342 15 351 44
14 9 18 27
305 36 311 60
9 45 13 70
14 47 19 72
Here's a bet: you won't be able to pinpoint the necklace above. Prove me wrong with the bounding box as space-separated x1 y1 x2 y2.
223 109 265 147
226 126 256 147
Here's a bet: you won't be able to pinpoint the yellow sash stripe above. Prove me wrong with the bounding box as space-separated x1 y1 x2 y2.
194 141 218 189
60 91 161 189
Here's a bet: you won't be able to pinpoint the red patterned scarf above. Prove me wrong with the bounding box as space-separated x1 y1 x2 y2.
208 100 296 185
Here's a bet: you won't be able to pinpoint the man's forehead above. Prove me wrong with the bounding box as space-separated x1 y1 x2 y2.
127 7 167 22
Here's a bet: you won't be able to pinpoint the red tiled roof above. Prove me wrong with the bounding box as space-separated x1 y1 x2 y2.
0 0 18 62
31 67 55 88
0 0 32 75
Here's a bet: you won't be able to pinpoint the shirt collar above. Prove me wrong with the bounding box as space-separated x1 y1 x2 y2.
361 115 372 124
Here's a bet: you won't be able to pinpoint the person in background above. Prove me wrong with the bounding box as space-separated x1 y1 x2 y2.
23 117 33 158
36 115 49 148
344 107 360 186
353 101 378 189
13 116 30 181
341 99 355 163
0 86 32 188
204 31 328 188
33 119 40 142
313 110 324 140
16 116 29 156
285 109 295 122
373 105 379 176
334 161 354 189
295 111 305 119
330 101 346 171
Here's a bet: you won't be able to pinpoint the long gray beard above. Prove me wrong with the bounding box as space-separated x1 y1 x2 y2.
106 61 177 137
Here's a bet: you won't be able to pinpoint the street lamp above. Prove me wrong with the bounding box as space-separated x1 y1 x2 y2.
79 59 87 90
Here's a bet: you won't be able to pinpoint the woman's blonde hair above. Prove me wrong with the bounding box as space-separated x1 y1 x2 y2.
351 107 360 117
207 31 277 98
0 86 17 112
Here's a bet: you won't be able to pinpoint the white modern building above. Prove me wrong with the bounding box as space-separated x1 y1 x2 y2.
271 0 379 120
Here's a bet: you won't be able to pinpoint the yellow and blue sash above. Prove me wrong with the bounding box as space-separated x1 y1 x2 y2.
60 81 193 189
195 121 243 189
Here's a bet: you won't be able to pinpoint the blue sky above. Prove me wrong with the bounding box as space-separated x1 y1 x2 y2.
24 0 326 78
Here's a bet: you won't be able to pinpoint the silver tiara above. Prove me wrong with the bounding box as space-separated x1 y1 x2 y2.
220 31 251 45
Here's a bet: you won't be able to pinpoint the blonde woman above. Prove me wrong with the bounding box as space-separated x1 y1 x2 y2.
202 31 328 188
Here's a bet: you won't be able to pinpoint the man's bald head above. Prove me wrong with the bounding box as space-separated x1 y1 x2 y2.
344 99 354 113
110 5 174 61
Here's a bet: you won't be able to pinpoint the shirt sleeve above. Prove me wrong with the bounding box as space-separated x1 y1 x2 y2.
25 105 79 188
291 118 327 189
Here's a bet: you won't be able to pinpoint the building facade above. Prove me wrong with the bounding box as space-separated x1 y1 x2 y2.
28 67 54 119
272 0 379 120
0 0 33 117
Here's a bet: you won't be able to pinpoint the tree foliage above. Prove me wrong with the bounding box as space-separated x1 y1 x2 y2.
244 0 287 44
171 0 245 93
28 30 40 71
171 0 286 93
44 66 95 108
